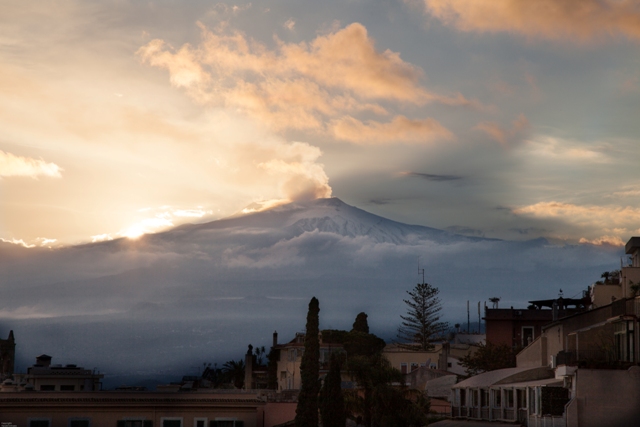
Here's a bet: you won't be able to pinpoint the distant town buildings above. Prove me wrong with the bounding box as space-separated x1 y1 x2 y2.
451 236 640 427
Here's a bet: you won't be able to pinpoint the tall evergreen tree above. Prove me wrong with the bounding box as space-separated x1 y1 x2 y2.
319 352 346 427
397 282 448 351
295 297 320 427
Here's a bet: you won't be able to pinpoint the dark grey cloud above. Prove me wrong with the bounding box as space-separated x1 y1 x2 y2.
510 227 549 235
445 226 485 237
368 198 393 205
406 172 463 182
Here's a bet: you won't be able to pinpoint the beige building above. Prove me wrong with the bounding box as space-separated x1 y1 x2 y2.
0 391 265 427
273 332 345 391
590 237 640 307
382 343 441 374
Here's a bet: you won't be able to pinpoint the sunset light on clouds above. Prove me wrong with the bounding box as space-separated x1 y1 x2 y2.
1 0 640 247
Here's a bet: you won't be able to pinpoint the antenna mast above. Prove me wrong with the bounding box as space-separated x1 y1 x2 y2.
418 257 425 284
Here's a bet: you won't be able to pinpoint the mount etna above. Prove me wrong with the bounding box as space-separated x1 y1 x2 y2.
0 198 621 387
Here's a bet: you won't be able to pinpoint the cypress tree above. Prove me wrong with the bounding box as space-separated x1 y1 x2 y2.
320 352 346 427
295 297 320 427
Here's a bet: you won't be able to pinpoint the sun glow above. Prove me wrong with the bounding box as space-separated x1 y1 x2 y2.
123 224 147 240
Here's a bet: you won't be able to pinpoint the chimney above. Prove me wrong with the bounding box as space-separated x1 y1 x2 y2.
273 331 278 348
36 354 52 367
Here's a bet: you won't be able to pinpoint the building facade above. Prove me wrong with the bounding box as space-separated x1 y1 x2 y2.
0 391 265 427
0 330 15 379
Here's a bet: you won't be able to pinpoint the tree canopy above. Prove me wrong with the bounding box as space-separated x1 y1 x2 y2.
458 342 518 376
396 282 448 351
352 312 370 333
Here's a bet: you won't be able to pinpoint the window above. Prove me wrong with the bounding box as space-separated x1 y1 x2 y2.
288 349 298 361
161 418 182 427
40 385 55 391
280 371 287 379
61 385 75 391
69 419 90 427
29 420 51 427
492 389 501 408
522 327 534 347
410 363 419 372
117 420 153 427
471 389 479 407
505 389 514 408
614 321 635 362
194 419 207 427
517 389 527 409
210 421 244 427
481 389 489 407
400 363 407 374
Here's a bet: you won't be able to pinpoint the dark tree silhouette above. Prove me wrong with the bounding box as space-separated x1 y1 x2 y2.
319 352 346 427
221 359 245 389
397 282 448 350
459 342 518 376
295 297 320 427
352 312 370 333
346 353 428 427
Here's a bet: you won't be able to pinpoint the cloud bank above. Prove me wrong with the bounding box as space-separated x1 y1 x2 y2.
423 0 640 42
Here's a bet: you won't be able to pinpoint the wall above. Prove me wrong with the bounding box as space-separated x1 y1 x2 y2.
621 266 640 298
570 367 640 427
263 402 296 427
516 336 546 368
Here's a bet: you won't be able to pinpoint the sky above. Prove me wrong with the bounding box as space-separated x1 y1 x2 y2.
2 0 640 247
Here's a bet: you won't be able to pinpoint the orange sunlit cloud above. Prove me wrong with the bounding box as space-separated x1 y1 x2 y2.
331 115 454 144
423 0 640 42
138 22 472 143
513 202 640 244
474 114 528 146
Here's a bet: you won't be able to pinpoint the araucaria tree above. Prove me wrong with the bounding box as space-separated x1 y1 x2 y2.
295 297 320 427
397 282 448 350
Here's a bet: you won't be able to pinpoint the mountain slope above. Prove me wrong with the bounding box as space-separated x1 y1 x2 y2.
155 197 485 245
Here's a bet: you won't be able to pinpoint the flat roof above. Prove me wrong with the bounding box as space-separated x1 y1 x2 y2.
626 237 640 254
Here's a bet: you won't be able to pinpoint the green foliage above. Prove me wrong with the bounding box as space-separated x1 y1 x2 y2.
321 329 350 344
252 345 266 365
397 282 448 351
267 348 279 390
202 363 224 388
320 352 347 427
352 312 370 333
343 331 386 358
630 281 640 297
458 343 518 376
346 353 428 427
295 297 320 427
221 359 245 389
